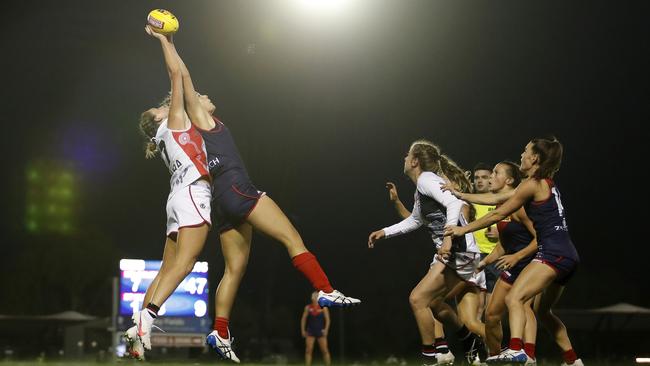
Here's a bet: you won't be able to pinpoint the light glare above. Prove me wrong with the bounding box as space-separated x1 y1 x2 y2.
298 0 348 14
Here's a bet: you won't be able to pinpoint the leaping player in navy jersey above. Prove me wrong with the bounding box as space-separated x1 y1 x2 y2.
143 31 360 363
444 138 583 366
124 26 215 360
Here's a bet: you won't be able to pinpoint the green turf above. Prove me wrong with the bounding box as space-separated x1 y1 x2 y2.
0 361 639 366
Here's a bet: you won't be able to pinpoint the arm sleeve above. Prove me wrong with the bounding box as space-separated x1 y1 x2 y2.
382 199 423 238
417 176 463 227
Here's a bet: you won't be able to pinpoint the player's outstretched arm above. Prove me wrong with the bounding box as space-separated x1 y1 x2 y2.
478 242 505 270
170 43 215 130
445 180 536 237
146 26 185 130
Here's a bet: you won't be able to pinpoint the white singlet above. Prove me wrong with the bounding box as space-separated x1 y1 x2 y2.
154 119 210 198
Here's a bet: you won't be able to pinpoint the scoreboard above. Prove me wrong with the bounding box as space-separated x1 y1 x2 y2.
119 259 209 318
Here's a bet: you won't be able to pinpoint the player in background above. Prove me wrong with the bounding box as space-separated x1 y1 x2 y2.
475 161 538 364
301 292 332 366
368 140 483 366
444 138 583 366
471 163 501 320
125 26 215 360
146 34 361 363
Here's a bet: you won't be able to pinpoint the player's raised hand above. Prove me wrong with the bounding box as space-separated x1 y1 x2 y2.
368 230 385 248
386 182 400 202
439 182 462 198
145 25 173 43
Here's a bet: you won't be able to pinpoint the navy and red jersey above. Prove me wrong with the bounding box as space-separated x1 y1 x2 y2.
197 116 252 197
524 179 579 261
496 214 534 257
306 304 325 336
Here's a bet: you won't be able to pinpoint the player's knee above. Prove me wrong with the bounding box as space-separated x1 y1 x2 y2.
225 258 248 278
280 228 304 249
408 290 426 309
505 291 523 307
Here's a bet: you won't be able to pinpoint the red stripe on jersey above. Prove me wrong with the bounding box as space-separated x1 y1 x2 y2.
172 125 210 178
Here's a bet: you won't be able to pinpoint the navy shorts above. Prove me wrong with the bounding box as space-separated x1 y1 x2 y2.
213 179 264 233
480 253 501 292
533 252 578 286
306 327 324 338
499 261 528 285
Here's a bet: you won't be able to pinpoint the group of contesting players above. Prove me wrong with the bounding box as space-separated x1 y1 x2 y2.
127 25 582 366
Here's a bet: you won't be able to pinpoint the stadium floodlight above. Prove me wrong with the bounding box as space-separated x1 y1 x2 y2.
297 0 350 14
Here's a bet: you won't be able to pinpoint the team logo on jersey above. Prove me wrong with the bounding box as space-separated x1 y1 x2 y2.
208 157 220 170
200 203 206 209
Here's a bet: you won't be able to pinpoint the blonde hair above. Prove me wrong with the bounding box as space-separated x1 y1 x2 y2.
410 140 475 220
139 110 160 159
409 140 442 173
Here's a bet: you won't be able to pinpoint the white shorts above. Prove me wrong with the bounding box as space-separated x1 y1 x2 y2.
431 252 480 281
468 270 487 291
166 179 211 238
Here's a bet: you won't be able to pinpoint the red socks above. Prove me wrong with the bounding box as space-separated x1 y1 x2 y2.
524 343 536 359
562 349 578 364
509 338 523 351
214 317 230 339
291 252 334 293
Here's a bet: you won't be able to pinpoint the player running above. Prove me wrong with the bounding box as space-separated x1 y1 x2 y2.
368 140 483 366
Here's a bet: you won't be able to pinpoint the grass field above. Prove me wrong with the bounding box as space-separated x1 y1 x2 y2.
0 361 640 366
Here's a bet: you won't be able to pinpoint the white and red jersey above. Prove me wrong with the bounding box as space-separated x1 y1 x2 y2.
154 119 210 198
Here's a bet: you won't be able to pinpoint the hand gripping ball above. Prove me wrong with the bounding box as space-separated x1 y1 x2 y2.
147 9 179 35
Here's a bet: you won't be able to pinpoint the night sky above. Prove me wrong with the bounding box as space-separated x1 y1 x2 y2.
1 0 647 358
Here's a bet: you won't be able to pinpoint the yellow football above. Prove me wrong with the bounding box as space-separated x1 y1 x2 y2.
147 9 179 35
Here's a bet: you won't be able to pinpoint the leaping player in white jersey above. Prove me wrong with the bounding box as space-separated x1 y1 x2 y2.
368 141 485 366
123 26 216 360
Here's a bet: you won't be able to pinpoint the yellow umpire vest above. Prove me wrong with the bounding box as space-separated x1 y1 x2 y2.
473 203 498 254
